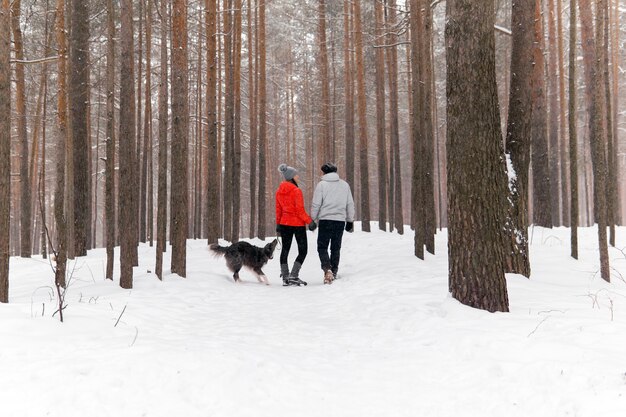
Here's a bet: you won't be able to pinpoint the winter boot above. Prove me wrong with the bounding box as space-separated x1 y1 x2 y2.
287 262 308 286
323 269 334 285
280 264 291 286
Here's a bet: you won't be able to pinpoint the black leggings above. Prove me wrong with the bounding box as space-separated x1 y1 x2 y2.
279 225 308 265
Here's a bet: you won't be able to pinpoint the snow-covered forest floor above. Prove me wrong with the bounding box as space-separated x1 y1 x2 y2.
1 224 626 416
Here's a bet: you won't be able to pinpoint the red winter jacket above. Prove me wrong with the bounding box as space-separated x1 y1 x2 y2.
275 181 312 227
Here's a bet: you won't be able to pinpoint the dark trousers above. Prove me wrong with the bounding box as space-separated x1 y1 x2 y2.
279 225 308 265
317 220 345 273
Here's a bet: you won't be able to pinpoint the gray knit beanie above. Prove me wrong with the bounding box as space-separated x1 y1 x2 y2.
278 163 298 181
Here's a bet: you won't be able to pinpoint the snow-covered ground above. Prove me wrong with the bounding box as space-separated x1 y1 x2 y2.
1 224 626 417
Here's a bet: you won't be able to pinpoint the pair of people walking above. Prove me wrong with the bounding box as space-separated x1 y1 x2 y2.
275 162 355 286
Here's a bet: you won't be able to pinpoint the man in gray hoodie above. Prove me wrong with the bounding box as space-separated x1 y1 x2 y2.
309 163 356 284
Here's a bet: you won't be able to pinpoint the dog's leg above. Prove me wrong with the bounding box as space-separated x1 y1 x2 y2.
233 269 241 283
253 267 269 285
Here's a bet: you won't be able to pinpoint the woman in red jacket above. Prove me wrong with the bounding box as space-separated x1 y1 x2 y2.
276 163 314 286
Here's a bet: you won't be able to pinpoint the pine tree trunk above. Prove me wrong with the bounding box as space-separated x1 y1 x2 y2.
140 0 151 244
0 0 10 302
247 0 257 238
569 0 579 259
136 0 144 245
257 0 267 240
531 0 552 228
206 0 219 244
170 0 189 277
11 0 31 258
232 0 242 242
504 0 534 277
557 0 570 227
70 0 90 257
386 0 403 235
155 0 169 280
445 0 510 312
420 1 435 253
105 0 116 280
343 0 355 192
145 0 154 246
318 0 331 163
352 0 370 233
547 0 561 226
410 0 424 259
579 0 610 281
374 0 387 232
602 0 616 246
54 0 69 289
119 0 136 289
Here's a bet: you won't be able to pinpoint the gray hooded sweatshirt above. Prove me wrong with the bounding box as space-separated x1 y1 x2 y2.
310 173 355 223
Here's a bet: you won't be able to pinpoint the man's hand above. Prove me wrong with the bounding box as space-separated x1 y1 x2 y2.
308 221 318 232
345 222 354 233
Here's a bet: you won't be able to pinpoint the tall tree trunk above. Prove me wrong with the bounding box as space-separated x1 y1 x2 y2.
54 0 69 289
247 0 257 238
569 0 579 259
343 0 355 191
579 0 610 281
602 0 616 246
11 0 31 258
531 0 552 228
257 0 267 240
374 0 387 232
170 0 189 277
222 0 234 242
140 0 150 244
119 0 136 289
317 0 332 163
547 0 561 226
145 0 154 246
206 0 219 244
420 0 435 252
136 0 144 245
386 0 403 235
0 0 10 302
353 0 371 232
105 0 116 280
505 0 534 277
232 0 242 242
445 0 510 312
557 0 570 226
410 0 424 258
156 0 169 279
70 0 90 257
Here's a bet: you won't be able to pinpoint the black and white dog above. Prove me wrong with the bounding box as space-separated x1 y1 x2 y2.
210 239 278 285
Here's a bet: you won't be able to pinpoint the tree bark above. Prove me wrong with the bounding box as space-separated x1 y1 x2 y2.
504 0 535 277
206 0 219 244
170 0 189 277
0 0 11 302
547 0 561 226
569 0 579 259
257 0 267 239
374 0 387 232
445 0 510 312
156 0 169 280
105 0 116 280
317 0 332 163
70 0 90 257
54 0 69 289
343 0 355 192
579 0 610 281
352 0 371 232
531 0 552 228
119 0 136 289
247 0 257 238
11 0 31 258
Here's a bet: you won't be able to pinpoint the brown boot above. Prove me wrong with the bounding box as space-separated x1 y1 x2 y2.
323 270 334 285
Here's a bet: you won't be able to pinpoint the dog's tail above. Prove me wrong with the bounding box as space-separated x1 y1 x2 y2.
209 243 228 257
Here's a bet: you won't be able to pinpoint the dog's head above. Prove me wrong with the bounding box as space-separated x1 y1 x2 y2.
264 239 278 260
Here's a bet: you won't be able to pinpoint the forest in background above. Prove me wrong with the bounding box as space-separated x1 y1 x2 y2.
0 0 623 312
